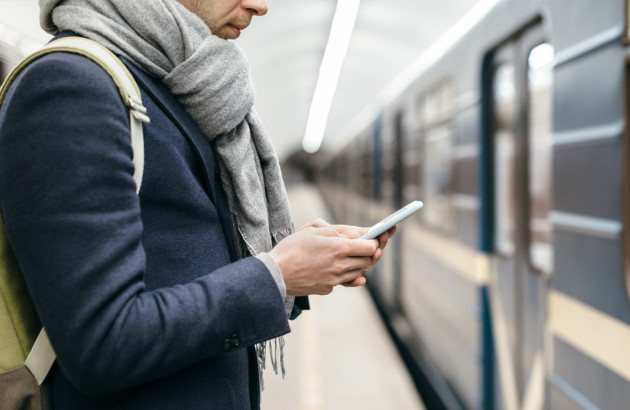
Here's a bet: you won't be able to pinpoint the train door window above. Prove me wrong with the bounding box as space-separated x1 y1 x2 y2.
527 43 554 274
493 62 517 255
421 81 454 232
424 125 451 228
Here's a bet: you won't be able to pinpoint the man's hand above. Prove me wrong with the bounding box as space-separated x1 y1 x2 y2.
322 222 395 287
270 219 397 295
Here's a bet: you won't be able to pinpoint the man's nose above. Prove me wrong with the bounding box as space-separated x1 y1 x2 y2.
243 0 268 16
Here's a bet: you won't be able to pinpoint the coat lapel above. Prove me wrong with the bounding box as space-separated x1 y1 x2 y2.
124 59 241 261
123 59 218 203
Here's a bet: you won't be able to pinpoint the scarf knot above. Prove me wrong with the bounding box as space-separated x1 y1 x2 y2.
164 39 255 138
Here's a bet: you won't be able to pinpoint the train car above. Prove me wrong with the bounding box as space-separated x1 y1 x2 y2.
318 0 630 409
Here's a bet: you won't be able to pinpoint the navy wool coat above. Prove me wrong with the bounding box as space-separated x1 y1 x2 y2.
0 37 306 409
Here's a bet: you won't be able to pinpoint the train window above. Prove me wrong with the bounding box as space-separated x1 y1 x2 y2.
493 63 517 255
423 125 452 229
527 43 554 274
420 81 454 231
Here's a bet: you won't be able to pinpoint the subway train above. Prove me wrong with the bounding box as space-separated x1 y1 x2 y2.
317 1 630 409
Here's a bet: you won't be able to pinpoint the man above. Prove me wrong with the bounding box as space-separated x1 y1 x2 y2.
0 0 393 409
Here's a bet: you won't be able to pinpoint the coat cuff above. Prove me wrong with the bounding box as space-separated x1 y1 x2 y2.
255 253 295 316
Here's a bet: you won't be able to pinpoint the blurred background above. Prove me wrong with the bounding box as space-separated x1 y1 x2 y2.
3 1 630 409
0 0 483 161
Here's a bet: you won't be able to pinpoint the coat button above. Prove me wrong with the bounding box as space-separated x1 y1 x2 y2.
221 338 233 352
231 334 241 347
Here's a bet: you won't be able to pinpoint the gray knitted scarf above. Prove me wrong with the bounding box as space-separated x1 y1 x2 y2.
39 0 294 385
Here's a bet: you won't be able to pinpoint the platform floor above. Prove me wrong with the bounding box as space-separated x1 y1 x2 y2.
261 183 424 410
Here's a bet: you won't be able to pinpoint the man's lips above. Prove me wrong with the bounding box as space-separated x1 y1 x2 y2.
226 22 248 38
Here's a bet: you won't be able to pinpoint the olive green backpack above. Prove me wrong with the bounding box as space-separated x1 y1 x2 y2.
0 36 148 410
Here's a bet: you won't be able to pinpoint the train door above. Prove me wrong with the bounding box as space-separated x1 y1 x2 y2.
488 23 553 410
392 111 405 308
376 111 405 310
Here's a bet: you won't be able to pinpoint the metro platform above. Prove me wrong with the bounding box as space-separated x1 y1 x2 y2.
261 182 425 410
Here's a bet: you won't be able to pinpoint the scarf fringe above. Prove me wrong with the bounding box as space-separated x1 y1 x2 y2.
256 335 286 391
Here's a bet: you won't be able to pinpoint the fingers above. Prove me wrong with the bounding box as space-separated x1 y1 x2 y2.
370 248 382 265
375 225 397 249
388 226 397 237
331 224 368 239
337 267 367 285
377 231 389 250
299 218 330 230
336 255 374 277
309 228 378 255
341 276 367 288
344 238 379 257
309 226 347 238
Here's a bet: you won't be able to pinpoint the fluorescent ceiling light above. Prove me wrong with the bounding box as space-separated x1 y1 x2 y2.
302 0 361 154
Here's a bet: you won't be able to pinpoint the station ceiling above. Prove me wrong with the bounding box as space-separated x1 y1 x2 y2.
1 0 483 160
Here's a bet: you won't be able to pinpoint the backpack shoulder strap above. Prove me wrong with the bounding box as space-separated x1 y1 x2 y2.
0 36 150 385
0 36 148 192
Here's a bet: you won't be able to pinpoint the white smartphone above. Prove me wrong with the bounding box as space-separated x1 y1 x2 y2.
359 200 423 239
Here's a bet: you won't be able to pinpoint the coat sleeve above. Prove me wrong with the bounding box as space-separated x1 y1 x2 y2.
0 53 290 396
